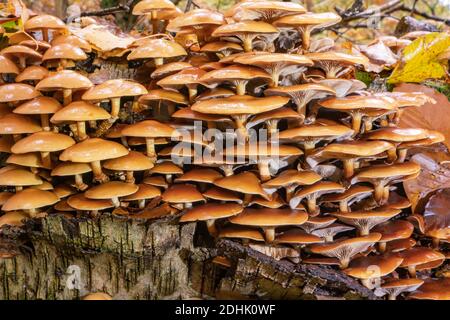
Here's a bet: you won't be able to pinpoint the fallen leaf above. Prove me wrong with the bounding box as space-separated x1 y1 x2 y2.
359 40 398 73
71 24 135 53
422 188 450 238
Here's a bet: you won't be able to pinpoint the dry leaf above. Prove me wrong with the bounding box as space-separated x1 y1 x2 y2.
395 83 450 149
359 40 398 73
71 24 135 53
422 189 450 238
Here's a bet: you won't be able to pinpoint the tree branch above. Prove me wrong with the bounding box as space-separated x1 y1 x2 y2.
65 0 135 21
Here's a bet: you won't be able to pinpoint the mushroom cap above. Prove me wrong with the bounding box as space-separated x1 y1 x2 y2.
306 51 369 67
166 9 226 32
143 175 169 189
317 78 366 97
103 151 154 171
265 83 335 98
310 233 382 255
11 131 75 153
0 55 19 74
7 152 51 169
157 67 206 87
172 107 232 122
229 208 308 227
344 254 404 279
85 181 139 200
132 0 176 14
298 216 337 232
212 21 278 37
332 208 401 230
1 45 42 62
381 278 424 291
51 35 92 52
59 138 129 162
0 192 13 206
82 79 147 100
200 41 243 53
385 238 416 253
372 220 414 242
229 1 306 21
408 279 450 300
0 211 27 227
19 40 52 51
247 107 303 128
121 120 179 138
42 44 87 61
278 122 353 140
291 181 345 201
274 12 341 29
24 14 67 31
321 185 373 203
235 53 313 69
203 187 242 203
14 96 61 115
36 70 93 91
180 202 243 222
199 65 271 86
214 172 269 200
275 229 323 244
175 168 223 184
138 89 188 105
366 127 429 142
31 180 54 191
127 39 187 60
351 162 421 182
320 95 397 111
224 144 303 158
0 83 40 103
149 161 183 175
399 130 445 149
249 193 286 208
50 101 111 123
0 168 42 186
81 292 113 300
2 189 58 211
161 184 205 204
399 247 446 268
318 140 395 158
67 193 114 211
262 169 322 189
218 226 265 242
122 184 161 201
151 61 193 79
51 161 92 176
0 113 42 134
0 136 12 153
191 95 289 115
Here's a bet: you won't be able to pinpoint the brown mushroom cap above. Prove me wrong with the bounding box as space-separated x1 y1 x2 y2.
36 70 93 91
81 292 113 301
172 107 232 123
0 192 13 206
0 168 42 186
408 279 450 300
298 216 337 233
275 228 323 244
139 89 189 106
234 53 313 71
274 12 341 30
399 247 446 269
122 184 161 201
246 107 303 128
82 79 147 101
318 140 395 158
166 9 225 32
0 83 40 103
2 188 58 211
161 184 205 204
50 101 111 122
151 61 193 80
214 172 269 200
14 96 61 115
0 55 19 75
249 193 286 208
229 207 308 227
200 41 243 54
59 138 129 162
6 153 50 169
0 113 42 134
278 122 354 141
379 278 424 299
175 168 223 184
149 161 183 175
229 1 306 21
51 35 92 52
51 162 92 176
191 95 289 115
42 44 87 62
180 203 243 222
24 15 67 32
262 169 322 189
332 208 401 235
351 162 421 183
289 181 345 209
203 186 242 203
344 254 404 279
143 175 169 189
132 0 176 14
121 120 178 138
212 21 279 37
366 128 429 143
321 185 374 204
1 45 42 64
67 193 114 211
11 131 75 153
157 67 206 88
199 65 272 87
127 39 187 60
103 151 154 172
0 211 27 228
372 220 414 242
320 95 397 112
218 226 265 242
85 182 139 200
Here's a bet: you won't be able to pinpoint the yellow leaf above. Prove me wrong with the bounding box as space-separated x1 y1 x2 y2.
388 32 450 84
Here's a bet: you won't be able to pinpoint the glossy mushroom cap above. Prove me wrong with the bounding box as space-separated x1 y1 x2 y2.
103 151 154 172
67 193 114 211
132 0 176 15
60 138 129 163
50 101 111 123
36 70 93 91
218 226 265 242
128 39 187 60
11 131 75 153
175 168 223 184
0 168 42 186
85 181 139 200
408 279 450 300
166 9 225 32
212 21 279 38
139 89 189 105
14 96 61 115
2 188 58 211
24 15 67 32
42 44 87 62
229 1 306 21
82 79 147 101
180 203 243 222
0 55 20 75
214 172 270 200
161 184 205 204
229 208 308 227
0 83 40 103
0 113 42 134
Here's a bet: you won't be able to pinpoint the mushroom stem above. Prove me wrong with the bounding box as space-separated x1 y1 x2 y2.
361 278 377 290
187 84 197 103
342 158 355 179
166 174 173 184
145 137 157 161
352 112 363 134
40 114 50 131
74 174 88 191
359 226 369 236
387 148 397 163
77 121 88 140
324 235 334 242
302 141 316 154
300 27 311 51
138 199 146 209
243 193 252 206
408 265 417 278
232 115 249 142
388 293 398 301
40 151 52 168
397 149 407 163
154 57 164 67
151 11 158 34
206 219 218 237
285 185 296 202
27 207 38 218
363 118 373 132
110 97 121 119
432 237 440 248
221 165 234 177
258 160 272 182
263 227 275 243
306 195 318 216
63 89 72 106
41 28 49 42
15 186 23 192
378 241 386 253
125 171 135 184
90 160 109 183
373 181 386 203
111 197 120 208
241 35 254 52
340 257 350 269
393 109 404 125
235 80 247 95
339 200 349 213
18 56 26 70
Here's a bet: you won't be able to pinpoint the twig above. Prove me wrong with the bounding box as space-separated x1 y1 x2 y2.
65 0 135 21
399 4 450 26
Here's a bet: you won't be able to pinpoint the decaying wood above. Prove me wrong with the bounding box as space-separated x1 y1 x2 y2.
0 214 377 300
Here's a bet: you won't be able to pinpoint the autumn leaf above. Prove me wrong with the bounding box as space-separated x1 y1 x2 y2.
388 32 450 84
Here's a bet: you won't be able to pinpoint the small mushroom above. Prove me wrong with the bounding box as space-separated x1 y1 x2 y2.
42 44 87 70
13 96 61 131
157 67 205 103
128 38 187 67
1 45 42 70
103 151 154 184
122 184 161 209
218 226 265 244
2 188 58 218
51 162 92 191
408 279 450 300
275 228 323 259
372 220 414 253
148 161 183 184
320 185 374 212
311 223 355 242
0 168 43 192
214 172 270 204
398 247 445 278
85 181 139 208
161 184 205 209
24 14 67 42
378 278 424 300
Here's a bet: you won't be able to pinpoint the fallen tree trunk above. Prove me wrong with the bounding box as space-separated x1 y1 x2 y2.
0 214 377 300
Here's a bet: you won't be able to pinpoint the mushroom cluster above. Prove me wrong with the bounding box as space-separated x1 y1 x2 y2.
0 1 448 300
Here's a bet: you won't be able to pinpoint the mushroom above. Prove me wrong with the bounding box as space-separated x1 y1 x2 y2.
81 292 113 301
218 226 265 244
262 169 321 201
151 61 193 80
204 186 242 204
297 216 336 234
166 9 225 36
138 89 188 120
273 12 341 51
2 188 58 218
13 96 61 131
157 67 205 103
0 113 42 141
0 55 19 82
24 14 67 42
172 107 232 130
50 101 111 140
332 208 401 236
213 172 270 204
191 95 289 141
180 203 243 236
385 238 416 253
305 51 369 78
0 83 41 106
200 41 243 58
148 161 183 184
229 208 308 243
212 21 279 52
311 223 355 242
161 184 205 209
11 131 75 168
408 279 450 300
51 162 92 191
344 254 404 289
0 168 43 192
249 193 286 209
228 1 306 22
42 44 87 70
175 168 222 191
398 247 446 278
309 233 382 269
67 193 114 217
0 211 28 228
246 108 304 137
373 220 414 253
51 35 92 53
132 0 177 33
128 38 187 67
0 45 42 70
199 64 272 95
275 228 323 258
351 162 421 203
59 138 129 183
85 181 139 208
289 181 345 215
103 151 154 184
320 185 374 213
377 278 424 300
36 70 93 106
122 184 161 209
